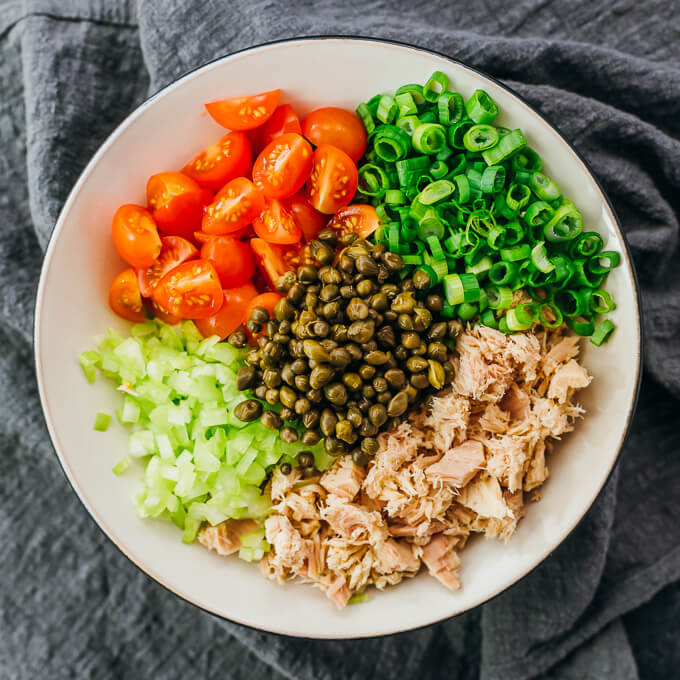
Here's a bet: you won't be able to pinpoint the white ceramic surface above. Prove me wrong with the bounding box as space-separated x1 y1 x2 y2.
34 38 641 638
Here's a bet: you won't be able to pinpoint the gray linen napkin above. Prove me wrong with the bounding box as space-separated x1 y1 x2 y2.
2 1 679 678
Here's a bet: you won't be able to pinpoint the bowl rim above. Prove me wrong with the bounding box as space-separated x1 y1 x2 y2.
33 35 643 639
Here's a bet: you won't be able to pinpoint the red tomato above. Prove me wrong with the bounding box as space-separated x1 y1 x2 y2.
136 236 198 297
205 90 280 130
146 172 213 241
301 107 367 163
152 259 224 319
200 236 255 288
252 133 313 200
112 204 162 268
109 268 146 322
261 104 302 146
202 177 265 234
146 297 182 325
182 132 252 190
306 145 358 214
195 283 258 340
250 238 291 288
283 191 327 242
245 292 283 325
327 204 380 239
253 198 302 245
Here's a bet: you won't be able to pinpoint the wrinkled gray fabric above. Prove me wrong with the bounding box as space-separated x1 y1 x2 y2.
1 1 679 679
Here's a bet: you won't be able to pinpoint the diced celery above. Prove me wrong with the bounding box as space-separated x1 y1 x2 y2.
242 461 266 485
199 406 228 428
93 412 112 432
78 350 100 383
240 528 265 548
236 448 258 477
238 546 255 562
112 457 130 475
155 433 174 461
120 396 140 424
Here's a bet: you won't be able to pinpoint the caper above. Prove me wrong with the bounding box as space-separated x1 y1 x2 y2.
257 336 269 349
324 436 346 455
312 243 334 266
318 227 338 247
288 358 306 375
302 410 320 429
289 339 304 357
361 340 378 352
352 450 370 466
324 382 348 406
376 391 392 404
261 368 281 389
377 264 391 283
444 361 455 384
302 339 331 363
308 388 323 404
302 465 318 478
391 292 416 314
397 314 414 331
254 385 268 399
301 429 321 446
427 360 446 389
361 384 375 400
246 319 261 334
324 348 347 370
412 268 432 290
345 244 369 259
339 231 358 246
280 462 293 475
410 372 430 389
357 398 372 413
394 345 408 361
427 322 448 341
384 368 406 390
383 310 398 323
354 254 378 276
279 385 297 408
227 329 248 348
294 397 311 415
308 320 329 338
361 436 380 455
400 279 415 292
250 305 270 324
381 251 404 271
287 283 305 306
280 426 299 443
358 363 376 380
272 332 290 344
405 385 418 402
272 298 292 322
345 343 363 361
426 294 444 313
319 267 342 285
234 399 263 422
336 420 357 444
406 356 429 373
308 365 333 390
347 298 369 321
267 319 279 336
298 451 315 468
297 264 318 284
368 404 388 427
337 284 354 300
319 302 338 320
375 325 395 348
447 320 464 339
280 406 296 421
347 407 363 428
319 285 338 303
264 388 279 405
411 343 427 356
342 373 363 391
427 342 448 363
257 410 280 430
235 365 256 391
413 307 433 332
348 320 375 343
294 374 309 392
356 279 374 297
363 350 387 366
401 332 421 350
337 255 354 274
367 293 387 312
276 271 296 293
370 243 387 258
320 408 338 436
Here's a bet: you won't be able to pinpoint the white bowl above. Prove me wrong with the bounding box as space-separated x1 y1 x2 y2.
34 37 642 638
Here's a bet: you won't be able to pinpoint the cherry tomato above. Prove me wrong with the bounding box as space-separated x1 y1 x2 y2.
112 204 162 268
136 236 198 297
306 145 358 214
301 107 367 163
283 191 327 242
109 268 146 322
205 90 280 131
202 177 265 235
146 172 213 241
253 198 302 245
250 238 291 288
245 292 283 325
152 259 224 319
195 283 258 340
261 104 302 147
252 133 313 200
182 132 252 190
199 236 255 288
146 297 182 325
327 204 380 239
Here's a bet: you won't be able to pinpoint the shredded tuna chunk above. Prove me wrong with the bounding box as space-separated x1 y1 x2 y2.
198 519 259 556
425 441 484 488
320 458 364 501
421 534 461 590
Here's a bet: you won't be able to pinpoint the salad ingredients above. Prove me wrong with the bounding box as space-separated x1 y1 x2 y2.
301 107 367 163
137 236 198 297
194 282 257 340
152 260 224 319
306 144 359 214
283 191 327 242
253 198 303 244
182 131 253 190
202 177 265 234
109 268 147 322
205 89 280 130
199 236 255 288
260 104 302 147
112 204 162 268
252 132 313 199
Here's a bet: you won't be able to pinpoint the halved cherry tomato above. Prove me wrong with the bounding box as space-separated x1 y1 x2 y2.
136 236 198 297
283 191 327 242
195 283 257 340
146 297 182 325
112 204 162 268
152 259 224 319
199 236 255 288
202 177 265 234
327 204 380 239
146 172 213 241
301 107 367 163
182 132 252 190
245 292 283 325
253 198 302 245
252 133 313 200
261 104 302 147
205 89 280 131
306 145 358 214
109 268 146 322
250 238 291 288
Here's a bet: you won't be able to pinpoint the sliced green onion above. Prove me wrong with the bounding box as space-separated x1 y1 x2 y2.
376 94 397 124
457 302 478 321
429 160 448 179
538 302 563 328
488 260 518 285
373 125 411 162
554 289 590 317
587 251 620 274
506 183 531 211
589 289 616 314
441 301 456 318
572 258 604 288
543 203 583 242
512 147 542 172
590 319 616 346
385 189 406 205
356 102 375 134
423 71 449 102
436 147 455 163
465 90 498 124
412 123 448 154
426 234 445 260
419 111 437 124
501 244 531 261
396 115 421 135
446 153 467 176
569 232 604 258
463 124 499 152
94 412 112 432
566 316 595 336
506 302 539 330
531 241 555 273
481 165 506 193
486 285 513 309
486 224 506 250
395 83 426 106
366 94 382 114
465 255 493 277
419 179 454 205
529 172 561 202
396 156 430 186
416 174 434 192
418 216 445 240
444 272 481 305
498 316 512 333
448 120 474 149
524 201 555 230
358 163 390 196
438 91 464 125
480 308 498 328
482 129 527 165
503 222 525 245
395 92 418 117
527 286 552 303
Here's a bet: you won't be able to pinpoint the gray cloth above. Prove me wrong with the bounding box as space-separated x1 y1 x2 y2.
1 1 679 678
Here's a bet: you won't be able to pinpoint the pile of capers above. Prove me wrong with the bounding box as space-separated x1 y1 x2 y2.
230 228 462 467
